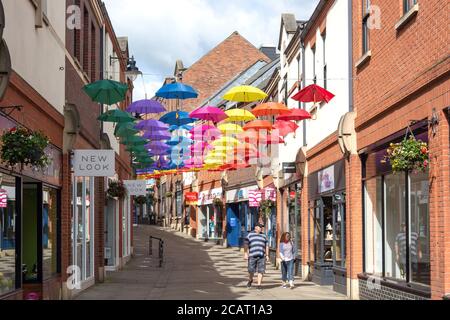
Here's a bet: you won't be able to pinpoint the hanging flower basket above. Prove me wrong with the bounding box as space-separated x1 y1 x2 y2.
260 199 275 218
0 127 51 171
383 129 429 173
165 191 173 198
107 181 127 199
213 197 224 207
134 195 147 205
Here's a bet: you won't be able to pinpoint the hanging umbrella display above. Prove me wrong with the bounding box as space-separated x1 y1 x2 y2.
218 123 244 135
276 109 312 122
169 124 193 132
149 149 171 156
189 125 222 140
225 109 256 122
155 82 199 100
98 109 136 123
126 99 167 114
189 106 228 123
292 84 335 104
84 79 128 105
166 136 193 146
160 111 197 126
273 120 299 137
126 145 147 153
240 131 284 145
243 120 273 132
135 119 169 131
223 85 268 103
114 122 139 137
145 141 171 150
142 130 172 140
120 135 148 146
212 137 240 148
252 102 290 117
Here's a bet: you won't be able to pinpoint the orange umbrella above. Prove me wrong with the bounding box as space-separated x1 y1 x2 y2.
243 120 274 132
252 102 290 117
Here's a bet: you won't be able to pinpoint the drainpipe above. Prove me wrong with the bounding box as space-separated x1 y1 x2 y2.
100 25 104 137
301 40 307 147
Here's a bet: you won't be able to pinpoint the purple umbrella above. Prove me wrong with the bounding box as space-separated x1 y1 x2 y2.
149 149 171 156
189 106 228 123
135 119 169 131
145 141 171 150
126 99 167 114
142 130 172 140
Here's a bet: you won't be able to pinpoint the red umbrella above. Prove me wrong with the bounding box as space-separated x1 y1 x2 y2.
240 131 284 145
273 120 299 137
252 102 290 117
276 109 312 121
292 84 335 104
243 120 274 132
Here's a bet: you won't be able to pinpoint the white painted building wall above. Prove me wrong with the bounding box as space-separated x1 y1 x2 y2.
2 0 66 114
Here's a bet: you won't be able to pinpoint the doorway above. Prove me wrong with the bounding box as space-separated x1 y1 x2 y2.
104 199 117 269
22 183 40 284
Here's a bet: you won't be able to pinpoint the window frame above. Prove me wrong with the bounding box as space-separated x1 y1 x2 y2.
403 0 418 14
362 0 371 55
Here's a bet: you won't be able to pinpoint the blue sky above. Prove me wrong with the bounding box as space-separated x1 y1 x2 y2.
103 0 319 99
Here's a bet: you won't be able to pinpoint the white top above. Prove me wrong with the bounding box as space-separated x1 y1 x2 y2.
279 241 294 262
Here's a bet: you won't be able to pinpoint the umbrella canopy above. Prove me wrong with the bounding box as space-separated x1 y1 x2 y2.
145 141 171 150
114 122 139 137
218 123 244 135
276 109 312 121
189 125 222 140
98 109 135 123
189 142 212 151
142 130 171 140
126 145 147 153
212 137 240 147
126 99 166 114
189 106 228 123
225 109 256 122
84 79 128 105
243 120 273 132
240 131 284 145
166 136 193 146
160 111 197 126
292 84 335 104
135 119 169 131
155 83 198 100
252 102 290 117
223 85 268 103
273 120 299 137
169 124 193 132
120 135 148 146
149 149 171 156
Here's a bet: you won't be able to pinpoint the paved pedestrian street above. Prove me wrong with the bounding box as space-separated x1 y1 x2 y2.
76 226 346 300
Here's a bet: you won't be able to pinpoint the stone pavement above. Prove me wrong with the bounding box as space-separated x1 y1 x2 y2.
76 225 347 300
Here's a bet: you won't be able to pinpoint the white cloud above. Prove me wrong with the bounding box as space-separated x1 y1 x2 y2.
103 0 318 100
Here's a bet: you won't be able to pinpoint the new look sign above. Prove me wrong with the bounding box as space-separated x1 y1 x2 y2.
74 150 115 177
123 180 147 196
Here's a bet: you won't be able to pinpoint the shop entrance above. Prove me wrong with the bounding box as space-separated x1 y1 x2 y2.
226 203 240 247
22 183 40 284
104 199 117 269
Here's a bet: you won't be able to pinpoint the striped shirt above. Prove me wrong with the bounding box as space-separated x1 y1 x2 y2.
245 231 268 258
396 232 419 263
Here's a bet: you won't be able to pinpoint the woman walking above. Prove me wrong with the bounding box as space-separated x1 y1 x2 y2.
279 232 295 289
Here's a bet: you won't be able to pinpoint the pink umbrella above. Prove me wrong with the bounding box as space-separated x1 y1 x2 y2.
189 125 222 140
189 106 228 123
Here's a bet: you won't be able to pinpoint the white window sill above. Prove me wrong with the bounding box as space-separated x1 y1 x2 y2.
355 50 372 69
395 3 419 31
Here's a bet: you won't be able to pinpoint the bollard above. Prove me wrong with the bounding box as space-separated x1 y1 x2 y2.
149 236 153 256
159 240 164 268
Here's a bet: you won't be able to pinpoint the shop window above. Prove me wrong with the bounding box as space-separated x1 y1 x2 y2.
0 173 17 295
122 196 130 257
362 0 371 55
42 187 58 279
403 0 417 14
364 177 383 275
288 185 301 257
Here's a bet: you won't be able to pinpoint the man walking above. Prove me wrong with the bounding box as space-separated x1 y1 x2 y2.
244 223 270 291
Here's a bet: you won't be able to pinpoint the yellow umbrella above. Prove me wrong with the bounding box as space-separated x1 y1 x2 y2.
212 137 240 147
218 123 244 135
225 109 256 122
223 85 268 103
204 158 224 166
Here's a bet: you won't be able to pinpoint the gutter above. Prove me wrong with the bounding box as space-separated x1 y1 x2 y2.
348 0 354 113
300 0 328 41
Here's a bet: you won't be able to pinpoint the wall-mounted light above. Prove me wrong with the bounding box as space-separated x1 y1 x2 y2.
110 55 142 82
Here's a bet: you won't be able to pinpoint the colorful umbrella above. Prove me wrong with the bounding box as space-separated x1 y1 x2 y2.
225 109 256 122
212 137 240 147
166 136 193 146
155 83 198 100
252 102 290 117
189 106 228 123
169 124 193 132
142 130 172 140
218 123 244 135
135 119 169 131
243 120 273 132
126 99 166 114
160 111 197 126
114 122 139 137
83 79 128 105
276 109 312 121
223 85 268 103
145 141 171 150
126 145 147 153
273 120 299 137
120 135 148 146
98 109 135 123
189 125 222 140
292 84 335 104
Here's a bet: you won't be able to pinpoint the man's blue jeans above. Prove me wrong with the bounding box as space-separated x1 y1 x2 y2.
281 259 295 282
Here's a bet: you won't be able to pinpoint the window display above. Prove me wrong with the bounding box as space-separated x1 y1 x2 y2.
42 187 58 280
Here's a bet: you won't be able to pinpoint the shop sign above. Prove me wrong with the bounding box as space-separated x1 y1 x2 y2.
185 192 198 206
249 190 262 207
282 162 297 174
0 189 7 208
198 188 222 206
318 165 335 193
123 180 147 196
264 187 276 201
73 150 115 177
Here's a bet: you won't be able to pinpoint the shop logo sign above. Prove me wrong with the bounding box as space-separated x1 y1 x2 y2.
66 265 81 290
249 190 262 207
318 165 335 193
264 187 276 201
0 189 7 208
73 150 115 177
123 180 147 196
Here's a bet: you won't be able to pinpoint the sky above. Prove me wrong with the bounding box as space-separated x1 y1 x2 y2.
103 0 319 100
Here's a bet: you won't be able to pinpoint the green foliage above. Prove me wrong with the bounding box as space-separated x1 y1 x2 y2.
107 181 127 199
0 127 51 170
134 195 147 205
260 200 275 218
384 136 429 173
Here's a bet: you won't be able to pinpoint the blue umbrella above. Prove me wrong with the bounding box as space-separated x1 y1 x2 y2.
169 124 193 132
166 136 193 146
160 111 197 126
155 83 198 100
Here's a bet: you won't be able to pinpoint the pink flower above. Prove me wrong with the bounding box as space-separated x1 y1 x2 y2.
9 127 17 133
423 160 429 168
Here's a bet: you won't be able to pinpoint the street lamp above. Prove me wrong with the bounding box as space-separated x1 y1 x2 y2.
125 56 142 82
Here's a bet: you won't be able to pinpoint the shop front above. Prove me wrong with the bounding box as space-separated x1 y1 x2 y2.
198 188 223 242
308 160 346 292
225 185 259 248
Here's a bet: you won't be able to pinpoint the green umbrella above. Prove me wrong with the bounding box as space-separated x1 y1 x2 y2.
84 79 128 105
115 123 139 137
120 135 147 146
98 109 136 123
126 145 146 153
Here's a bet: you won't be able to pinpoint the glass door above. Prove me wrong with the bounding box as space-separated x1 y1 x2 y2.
332 194 346 268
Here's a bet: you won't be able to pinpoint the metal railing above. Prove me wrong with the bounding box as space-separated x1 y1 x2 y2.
149 236 164 267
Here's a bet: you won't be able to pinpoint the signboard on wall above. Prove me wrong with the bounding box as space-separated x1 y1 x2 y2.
123 180 147 196
249 190 262 207
0 189 7 208
198 188 222 206
282 162 297 174
185 192 198 206
73 150 115 177
264 187 277 201
318 165 335 193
